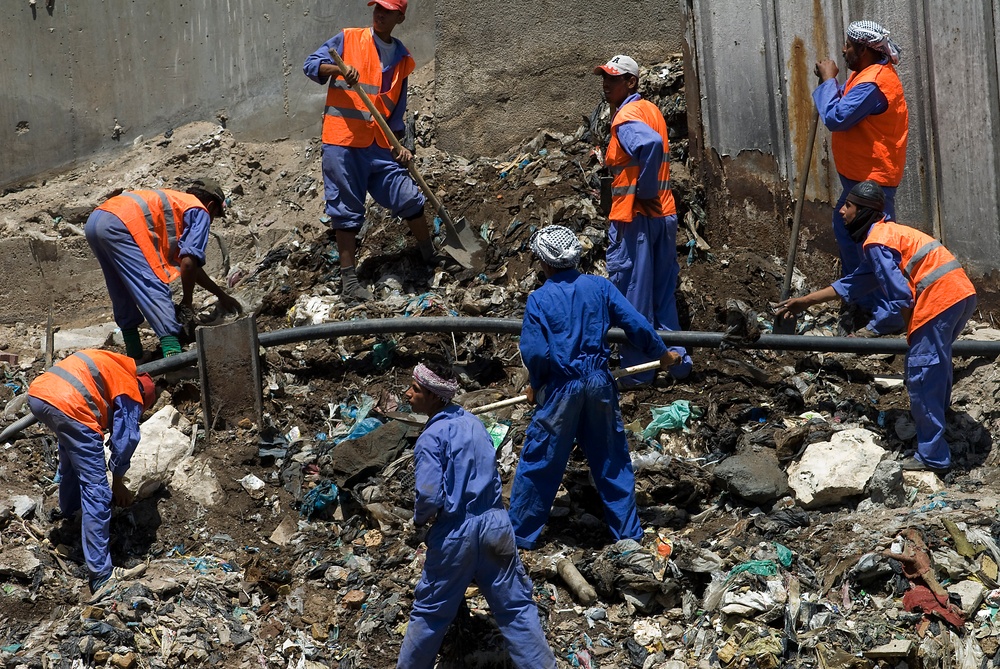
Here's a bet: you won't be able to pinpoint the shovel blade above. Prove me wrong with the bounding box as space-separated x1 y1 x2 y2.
439 216 484 270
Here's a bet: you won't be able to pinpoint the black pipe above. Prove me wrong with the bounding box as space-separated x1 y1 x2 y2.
4 316 999 443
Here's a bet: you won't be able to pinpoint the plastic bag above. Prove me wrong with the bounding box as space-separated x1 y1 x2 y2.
641 400 703 439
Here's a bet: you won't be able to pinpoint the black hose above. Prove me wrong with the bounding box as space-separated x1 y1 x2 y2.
3 316 999 443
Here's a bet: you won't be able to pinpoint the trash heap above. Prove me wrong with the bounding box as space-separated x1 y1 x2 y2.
2 57 1000 668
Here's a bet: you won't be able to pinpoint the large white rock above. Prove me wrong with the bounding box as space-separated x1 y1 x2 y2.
128 405 193 494
787 428 887 509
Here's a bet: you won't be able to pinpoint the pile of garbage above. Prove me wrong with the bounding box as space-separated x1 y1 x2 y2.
3 56 1000 668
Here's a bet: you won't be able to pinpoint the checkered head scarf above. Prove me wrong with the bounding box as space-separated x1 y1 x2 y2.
413 364 460 402
847 20 901 65
530 225 582 269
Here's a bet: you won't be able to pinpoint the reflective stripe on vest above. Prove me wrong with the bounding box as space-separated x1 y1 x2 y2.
122 190 178 277
864 220 976 337
604 98 676 222
321 28 414 148
48 366 104 422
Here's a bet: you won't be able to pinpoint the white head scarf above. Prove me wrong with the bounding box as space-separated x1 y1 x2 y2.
847 20 901 65
530 225 582 269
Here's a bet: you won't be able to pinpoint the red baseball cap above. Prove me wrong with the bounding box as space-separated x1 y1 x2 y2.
368 0 406 15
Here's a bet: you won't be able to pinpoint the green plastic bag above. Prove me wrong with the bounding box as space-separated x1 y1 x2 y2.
641 400 704 439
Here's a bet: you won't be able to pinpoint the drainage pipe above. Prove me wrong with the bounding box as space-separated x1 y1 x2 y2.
4 316 1000 442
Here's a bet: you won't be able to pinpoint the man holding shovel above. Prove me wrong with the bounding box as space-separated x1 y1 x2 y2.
775 181 976 475
814 20 908 335
508 225 681 549
594 54 692 384
304 0 435 302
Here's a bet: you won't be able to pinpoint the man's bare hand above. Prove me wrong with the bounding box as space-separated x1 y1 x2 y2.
111 475 134 508
525 385 536 405
659 351 682 370
392 146 413 165
340 64 360 87
637 197 663 217
815 59 839 81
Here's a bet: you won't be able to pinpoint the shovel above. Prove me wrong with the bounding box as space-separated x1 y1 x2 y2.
328 49 482 269
469 360 662 415
773 111 819 335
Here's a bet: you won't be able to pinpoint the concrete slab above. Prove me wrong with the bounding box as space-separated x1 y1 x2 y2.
196 315 262 430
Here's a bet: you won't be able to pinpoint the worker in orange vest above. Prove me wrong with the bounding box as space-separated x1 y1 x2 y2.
84 178 243 359
27 350 158 602
814 20 909 336
303 0 435 303
775 181 977 475
594 55 691 385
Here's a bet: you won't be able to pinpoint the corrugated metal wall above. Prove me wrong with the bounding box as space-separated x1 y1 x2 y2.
686 0 1000 272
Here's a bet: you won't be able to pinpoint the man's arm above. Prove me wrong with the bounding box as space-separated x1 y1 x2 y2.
519 296 552 392
813 79 888 132
865 244 914 312
177 210 242 314
108 395 143 507
303 32 348 85
606 283 669 360
413 430 445 526
616 120 665 216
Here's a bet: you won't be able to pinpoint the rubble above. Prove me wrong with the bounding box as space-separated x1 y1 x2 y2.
1 57 1000 668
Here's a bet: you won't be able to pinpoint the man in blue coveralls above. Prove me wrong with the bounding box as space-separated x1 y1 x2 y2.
304 0 435 303
397 363 555 669
85 179 243 360
27 350 157 603
775 181 977 475
508 225 682 550
595 54 692 384
814 20 908 335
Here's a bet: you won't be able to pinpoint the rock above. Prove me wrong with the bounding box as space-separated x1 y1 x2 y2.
110 651 137 669
894 415 917 441
867 460 906 507
169 456 220 506
713 445 788 505
786 428 886 509
269 516 299 546
44 322 120 353
903 470 946 493
947 580 986 618
864 639 913 659
131 406 193 495
9 495 36 518
0 546 41 580
81 605 104 620
342 589 367 609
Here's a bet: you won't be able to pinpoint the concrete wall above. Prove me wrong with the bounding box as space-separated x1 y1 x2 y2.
434 0 686 156
0 0 434 188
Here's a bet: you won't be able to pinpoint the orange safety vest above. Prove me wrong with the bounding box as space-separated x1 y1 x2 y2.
322 28 415 149
606 99 676 223
830 63 909 186
28 350 143 435
97 190 207 284
863 220 976 337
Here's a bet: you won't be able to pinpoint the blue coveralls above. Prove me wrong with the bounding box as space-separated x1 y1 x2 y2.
304 30 425 231
509 269 668 549
398 405 555 669
27 394 141 584
833 234 976 469
607 93 692 383
814 67 904 334
84 206 211 338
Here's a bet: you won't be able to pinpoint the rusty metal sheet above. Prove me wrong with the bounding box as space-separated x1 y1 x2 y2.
196 315 263 430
